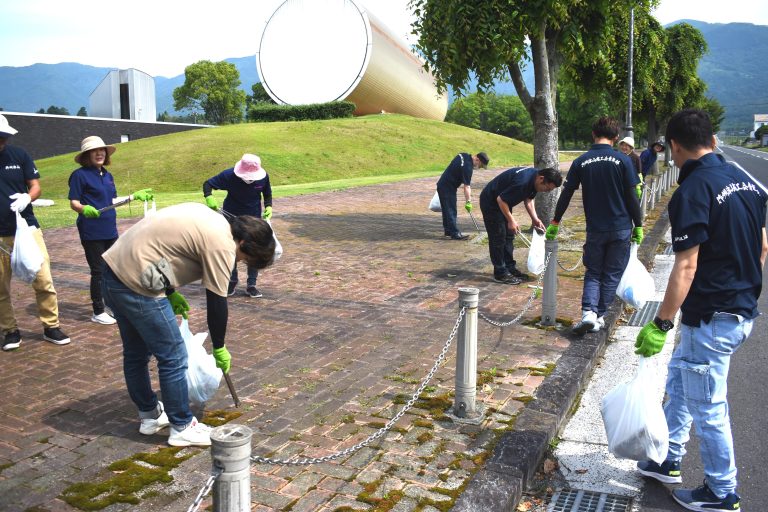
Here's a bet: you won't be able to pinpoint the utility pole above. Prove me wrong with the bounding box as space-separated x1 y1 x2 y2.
625 7 635 139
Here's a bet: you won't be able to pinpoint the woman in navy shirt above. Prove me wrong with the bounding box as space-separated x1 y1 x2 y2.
68 136 153 325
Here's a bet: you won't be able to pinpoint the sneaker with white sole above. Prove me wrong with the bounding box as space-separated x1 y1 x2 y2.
139 401 170 435
572 310 597 335
672 481 740 511
2 330 21 351
43 327 71 345
590 316 606 333
168 417 212 447
91 312 117 325
637 459 682 484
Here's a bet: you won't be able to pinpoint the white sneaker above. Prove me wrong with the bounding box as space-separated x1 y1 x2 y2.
590 316 605 333
139 401 170 435
573 310 597 335
91 312 116 325
168 417 212 447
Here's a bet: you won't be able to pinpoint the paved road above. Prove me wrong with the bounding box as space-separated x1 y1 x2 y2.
641 144 768 510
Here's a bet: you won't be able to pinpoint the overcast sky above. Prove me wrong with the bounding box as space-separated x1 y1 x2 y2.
2 0 767 78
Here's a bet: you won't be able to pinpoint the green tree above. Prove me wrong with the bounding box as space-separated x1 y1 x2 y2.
76 107 87 117
36 108 45 114
173 60 246 125
45 105 70 115
556 79 612 149
696 96 726 133
446 92 533 142
411 0 658 222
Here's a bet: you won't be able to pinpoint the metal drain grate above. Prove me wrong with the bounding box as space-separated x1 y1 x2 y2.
627 300 661 326
547 488 633 512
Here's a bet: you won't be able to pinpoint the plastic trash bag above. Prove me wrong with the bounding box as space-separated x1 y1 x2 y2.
601 357 669 463
143 200 156 218
179 319 222 406
266 218 283 261
11 211 43 283
429 191 441 212
616 242 655 309
527 229 546 275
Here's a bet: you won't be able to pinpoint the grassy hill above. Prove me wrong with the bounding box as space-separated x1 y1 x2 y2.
33 114 535 228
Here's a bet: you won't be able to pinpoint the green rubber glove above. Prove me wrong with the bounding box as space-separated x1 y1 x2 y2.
167 291 190 319
213 347 232 373
634 321 667 357
205 195 218 210
632 226 644 244
82 205 100 218
262 206 272 220
545 223 559 240
465 201 473 213
636 184 643 200
132 188 154 201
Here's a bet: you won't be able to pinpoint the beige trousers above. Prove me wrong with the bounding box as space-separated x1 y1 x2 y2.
0 229 60 333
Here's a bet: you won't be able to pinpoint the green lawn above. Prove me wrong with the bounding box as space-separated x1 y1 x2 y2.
34 114 539 229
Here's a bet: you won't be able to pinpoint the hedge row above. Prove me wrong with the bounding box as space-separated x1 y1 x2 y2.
247 101 356 122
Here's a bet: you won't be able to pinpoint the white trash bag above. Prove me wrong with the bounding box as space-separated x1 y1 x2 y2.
179 319 222 406
429 191 441 212
143 200 156 218
266 218 283 261
601 357 669 463
526 229 546 275
11 211 44 283
616 242 655 309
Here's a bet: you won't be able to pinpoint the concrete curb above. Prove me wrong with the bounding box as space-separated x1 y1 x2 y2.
453 209 672 511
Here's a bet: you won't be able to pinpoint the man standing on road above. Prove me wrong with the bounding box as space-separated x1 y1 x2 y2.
436 151 489 240
545 116 643 334
0 114 71 351
635 108 768 512
480 167 562 284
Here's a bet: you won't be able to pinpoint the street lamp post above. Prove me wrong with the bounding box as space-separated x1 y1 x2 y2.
625 7 635 139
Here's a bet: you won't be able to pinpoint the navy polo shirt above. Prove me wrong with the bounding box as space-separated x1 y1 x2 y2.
640 148 656 177
481 167 537 210
669 152 768 326
68 166 119 241
206 168 272 217
563 144 639 232
0 145 40 236
437 153 473 190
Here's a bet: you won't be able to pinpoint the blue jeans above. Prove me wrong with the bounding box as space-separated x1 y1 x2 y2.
664 313 752 498
437 186 460 236
480 200 516 276
102 267 192 428
581 229 631 316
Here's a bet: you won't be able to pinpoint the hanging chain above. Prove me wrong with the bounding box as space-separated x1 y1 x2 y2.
186 466 223 512
250 307 468 466
478 251 551 327
557 254 582 272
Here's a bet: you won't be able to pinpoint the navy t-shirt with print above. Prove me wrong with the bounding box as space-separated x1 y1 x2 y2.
206 168 272 217
669 152 768 326
0 145 40 235
481 167 537 210
437 153 473 190
562 143 639 232
68 166 119 241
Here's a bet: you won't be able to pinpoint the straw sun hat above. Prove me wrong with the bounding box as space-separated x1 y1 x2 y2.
75 136 116 165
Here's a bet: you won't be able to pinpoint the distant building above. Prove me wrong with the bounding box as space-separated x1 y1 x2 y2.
89 69 156 122
751 114 768 138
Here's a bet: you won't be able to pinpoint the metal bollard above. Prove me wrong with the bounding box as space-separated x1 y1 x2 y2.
454 287 479 418
541 240 558 326
211 424 253 512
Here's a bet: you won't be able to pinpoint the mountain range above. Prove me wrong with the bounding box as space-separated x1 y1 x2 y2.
0 21 765 131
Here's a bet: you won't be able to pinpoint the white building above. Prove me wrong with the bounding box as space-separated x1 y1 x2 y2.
89 69 156 122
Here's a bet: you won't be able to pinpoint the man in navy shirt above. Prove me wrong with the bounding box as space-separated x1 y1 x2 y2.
0 114 70 351
480 167 562 284
634 109 768 511
546 116 643 334
436 151 489 240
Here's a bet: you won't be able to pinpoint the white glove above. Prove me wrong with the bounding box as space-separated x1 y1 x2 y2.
9 193 31 213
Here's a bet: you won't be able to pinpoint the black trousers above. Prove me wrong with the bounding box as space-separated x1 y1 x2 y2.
81 238 117 315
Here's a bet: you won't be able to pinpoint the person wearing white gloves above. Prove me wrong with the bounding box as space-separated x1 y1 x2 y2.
0 114 71 351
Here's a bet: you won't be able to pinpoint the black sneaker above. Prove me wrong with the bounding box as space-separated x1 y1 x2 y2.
227 281 237 296
450 233 469 240
246 286 262 298
672 481 740 511
637 459 682 484
43 327 71 346
2 330 21 351
493 273 522 285
509 268 530 281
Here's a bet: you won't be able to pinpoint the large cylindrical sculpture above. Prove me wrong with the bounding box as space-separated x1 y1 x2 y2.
256 0 448 121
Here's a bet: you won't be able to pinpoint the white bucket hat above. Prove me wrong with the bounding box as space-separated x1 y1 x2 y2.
619 136 635 149
75 136 116 165
0 114 18 137
233 153 267 181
